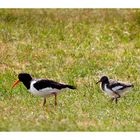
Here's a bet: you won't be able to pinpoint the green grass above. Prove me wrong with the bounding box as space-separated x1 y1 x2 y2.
0 9 140 131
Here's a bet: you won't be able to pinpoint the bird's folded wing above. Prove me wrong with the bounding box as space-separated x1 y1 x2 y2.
109 80 128 91
33 79 65 90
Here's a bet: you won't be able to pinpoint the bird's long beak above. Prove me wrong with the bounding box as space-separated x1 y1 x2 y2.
12 80 20 88
96 80 101 84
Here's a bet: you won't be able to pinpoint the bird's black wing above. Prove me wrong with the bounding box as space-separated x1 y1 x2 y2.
33 79 67 90
108 80 132 91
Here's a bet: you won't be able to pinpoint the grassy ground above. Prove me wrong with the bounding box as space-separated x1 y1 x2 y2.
0 9 140 131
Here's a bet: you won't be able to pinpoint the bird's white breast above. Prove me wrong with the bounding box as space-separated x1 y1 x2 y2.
103 84 114 97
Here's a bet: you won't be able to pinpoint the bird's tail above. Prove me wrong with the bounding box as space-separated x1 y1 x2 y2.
65 85 76 89
127 84 134 88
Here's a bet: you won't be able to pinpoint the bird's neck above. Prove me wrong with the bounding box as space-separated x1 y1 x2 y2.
101 81 109 90
22 81 31 89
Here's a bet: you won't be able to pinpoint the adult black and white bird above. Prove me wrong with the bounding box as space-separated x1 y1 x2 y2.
12 73 76 107
96 76 134 103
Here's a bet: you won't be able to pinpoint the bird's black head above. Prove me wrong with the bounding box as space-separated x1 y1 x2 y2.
96 76 109 84
18 73 32 82
12 73 32 89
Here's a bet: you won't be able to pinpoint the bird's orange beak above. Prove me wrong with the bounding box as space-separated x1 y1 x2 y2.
96 80 101 84
12 80 20 88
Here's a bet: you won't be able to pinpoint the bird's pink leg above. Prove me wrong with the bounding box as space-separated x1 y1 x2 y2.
53 93 57 110
54 93 57 106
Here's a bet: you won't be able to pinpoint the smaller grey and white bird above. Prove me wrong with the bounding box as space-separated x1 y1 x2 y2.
96 76 134 103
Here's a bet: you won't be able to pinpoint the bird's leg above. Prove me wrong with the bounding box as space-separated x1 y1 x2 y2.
115 98 118 104
112 91 121 104
110 98 114 103
54 93 57 106
116 94 121 104
52 93 57 110
115 94 121 104
43 98 50 112
43 97 46 106
117 94 121 99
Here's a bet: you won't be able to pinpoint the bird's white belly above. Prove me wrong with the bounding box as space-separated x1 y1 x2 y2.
29 81 60 97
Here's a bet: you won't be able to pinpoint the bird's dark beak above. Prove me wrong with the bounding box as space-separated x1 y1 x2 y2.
96 80 101 84
12 80 20 88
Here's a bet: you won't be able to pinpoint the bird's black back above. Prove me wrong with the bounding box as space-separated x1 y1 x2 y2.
108 82 133 90
33 79 75 90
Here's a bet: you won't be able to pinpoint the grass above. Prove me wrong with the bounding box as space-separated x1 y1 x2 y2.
0 9 140 131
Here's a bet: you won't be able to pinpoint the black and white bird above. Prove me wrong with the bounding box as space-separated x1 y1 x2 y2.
96 76 134 103
12 73 76 107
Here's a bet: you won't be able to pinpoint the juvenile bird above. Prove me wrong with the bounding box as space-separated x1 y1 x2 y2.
96 76 134 103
